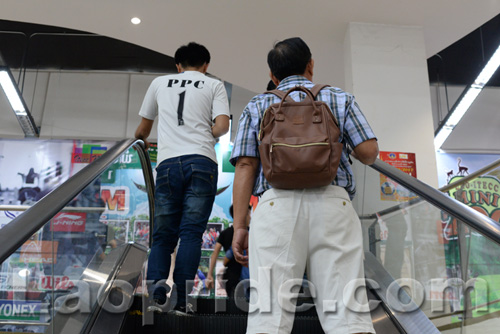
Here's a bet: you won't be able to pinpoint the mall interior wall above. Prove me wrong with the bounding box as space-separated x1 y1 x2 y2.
345 22 439 215
0 69 255 142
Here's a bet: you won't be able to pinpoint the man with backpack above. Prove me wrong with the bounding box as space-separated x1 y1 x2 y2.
230 37 378 334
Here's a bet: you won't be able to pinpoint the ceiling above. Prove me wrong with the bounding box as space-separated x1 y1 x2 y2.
1 0 500 92
0 1 500 153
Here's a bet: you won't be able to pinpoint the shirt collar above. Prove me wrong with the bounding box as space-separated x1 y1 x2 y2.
277 75 312 90
181 70 205 76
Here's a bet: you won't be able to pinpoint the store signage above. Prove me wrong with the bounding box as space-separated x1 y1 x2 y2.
51 212 86 232
437 175 500 244
101 186 129 215
0 300 41 321
20 240 58 264
448 176 500 218
40 275 75 290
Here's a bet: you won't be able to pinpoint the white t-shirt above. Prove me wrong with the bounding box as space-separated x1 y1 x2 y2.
139 71 230 164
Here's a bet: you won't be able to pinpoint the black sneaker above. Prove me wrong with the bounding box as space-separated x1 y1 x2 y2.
146 284 171 313
169 303 195 316
150 283 170 305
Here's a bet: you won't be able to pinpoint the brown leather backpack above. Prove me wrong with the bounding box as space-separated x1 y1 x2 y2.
258 84 343 189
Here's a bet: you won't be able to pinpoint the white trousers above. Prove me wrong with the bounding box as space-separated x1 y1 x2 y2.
246 186 375 334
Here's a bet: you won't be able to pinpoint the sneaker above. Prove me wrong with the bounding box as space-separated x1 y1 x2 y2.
149 283 170 306
146 305 164 313
169 303 195 316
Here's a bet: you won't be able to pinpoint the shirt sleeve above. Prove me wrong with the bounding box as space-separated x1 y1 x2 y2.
138 78 159 120
343 95 377 149
211 81 230 120
230 101 260 166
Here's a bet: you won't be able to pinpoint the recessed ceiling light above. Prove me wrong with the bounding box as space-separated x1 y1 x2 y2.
131 17 141 25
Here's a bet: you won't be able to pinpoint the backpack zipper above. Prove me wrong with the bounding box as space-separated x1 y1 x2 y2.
270 142 329 152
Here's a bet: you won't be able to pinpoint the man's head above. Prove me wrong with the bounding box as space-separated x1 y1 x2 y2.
175 42 211 72
267 37 313 83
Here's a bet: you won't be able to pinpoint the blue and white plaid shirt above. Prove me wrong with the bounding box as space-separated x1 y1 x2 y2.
230 75 377 199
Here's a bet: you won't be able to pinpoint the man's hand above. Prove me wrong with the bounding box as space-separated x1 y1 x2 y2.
141 138 151 150
206 273 215 290
135 117 154 149
232 228 249 266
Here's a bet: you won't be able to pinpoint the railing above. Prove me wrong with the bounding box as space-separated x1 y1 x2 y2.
359 158 500 333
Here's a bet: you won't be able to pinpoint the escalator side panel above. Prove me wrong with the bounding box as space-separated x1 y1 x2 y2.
89 244 147 334
365 252 440 334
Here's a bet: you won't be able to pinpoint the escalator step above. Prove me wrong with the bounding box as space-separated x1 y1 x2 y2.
123 313 325 334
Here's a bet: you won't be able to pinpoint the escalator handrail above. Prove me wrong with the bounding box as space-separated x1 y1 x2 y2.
0 138 154 265
369 158 500 243
359 157 500 221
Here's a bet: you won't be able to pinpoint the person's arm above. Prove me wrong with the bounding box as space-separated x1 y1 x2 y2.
344 95 378 165
223 247 234 266
352 138 379 165
211 80 230 139
212 115 230 138
134 117 154 149
206 242 223 290
232 156 259 266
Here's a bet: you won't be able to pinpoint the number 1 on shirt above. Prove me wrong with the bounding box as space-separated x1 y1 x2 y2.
177 91 186 126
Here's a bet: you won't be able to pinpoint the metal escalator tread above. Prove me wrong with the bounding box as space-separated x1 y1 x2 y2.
120 288 404 334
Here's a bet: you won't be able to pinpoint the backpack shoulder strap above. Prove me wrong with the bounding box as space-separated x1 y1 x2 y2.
309 84 331 98
264 89 294 103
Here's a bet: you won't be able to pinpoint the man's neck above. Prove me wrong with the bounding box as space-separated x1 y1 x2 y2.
182 67 203 72
177 63 208 74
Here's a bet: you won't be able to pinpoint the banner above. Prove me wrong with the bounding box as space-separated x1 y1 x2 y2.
0 300 41 321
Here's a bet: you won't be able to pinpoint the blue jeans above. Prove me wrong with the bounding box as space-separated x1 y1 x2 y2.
147 154 218 307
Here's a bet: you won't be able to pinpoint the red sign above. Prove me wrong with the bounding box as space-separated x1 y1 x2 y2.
379 151 417 177
379 151 417 201
40 275 75 290
51 212 86 232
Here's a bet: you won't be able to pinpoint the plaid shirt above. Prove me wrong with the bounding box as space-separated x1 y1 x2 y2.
230 75 376 199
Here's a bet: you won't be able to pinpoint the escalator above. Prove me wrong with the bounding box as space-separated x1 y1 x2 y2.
0 138 498 333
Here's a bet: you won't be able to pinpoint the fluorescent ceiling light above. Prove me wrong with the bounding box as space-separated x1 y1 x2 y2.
434 43 500 150
0 70 27 115
0 64 39 137
445 86 481 126
474 46 500 86
131 17 141 25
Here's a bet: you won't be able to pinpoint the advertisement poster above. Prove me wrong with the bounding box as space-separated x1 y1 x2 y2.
436 152 500 318
99 147 150 246
214 259 228 297
379 151 417 201
0 139 74 207
189 257 210 297
0 137 243 307
436 153 500 230
435 152 500 188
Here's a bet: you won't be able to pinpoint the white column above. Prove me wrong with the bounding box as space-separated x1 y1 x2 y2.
345 22 438 189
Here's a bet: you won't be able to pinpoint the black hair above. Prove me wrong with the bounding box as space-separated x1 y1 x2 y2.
174 42 211 68
229 204 251 219
266 80 276 91
267 37 311 81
